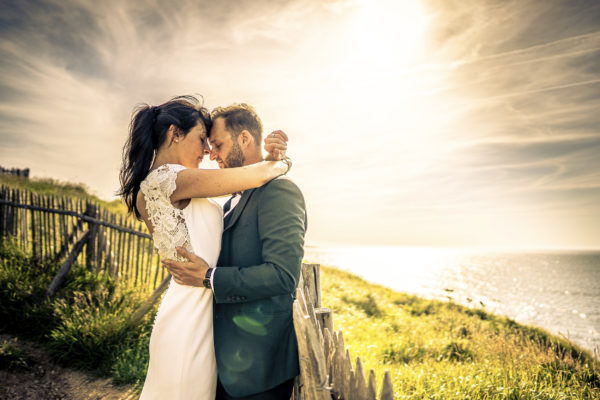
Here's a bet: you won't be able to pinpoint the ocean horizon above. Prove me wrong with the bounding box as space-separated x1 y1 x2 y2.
303 245 600 356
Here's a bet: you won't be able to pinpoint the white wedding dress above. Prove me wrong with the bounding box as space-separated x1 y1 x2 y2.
139 163 222 400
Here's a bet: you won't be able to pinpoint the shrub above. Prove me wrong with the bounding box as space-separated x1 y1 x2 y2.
0 339 29 370
439 340 473 362
110 319 154 387
341 293 384 317
0 240 56 339
48 285 144 372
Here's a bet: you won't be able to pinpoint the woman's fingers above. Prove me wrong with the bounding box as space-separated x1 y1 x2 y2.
264 130 288 162
264 130 288 145
270 130 289 141
264 139 287 151
264 143 287 153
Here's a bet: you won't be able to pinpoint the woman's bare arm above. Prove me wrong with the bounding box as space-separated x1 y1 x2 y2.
170 160 289 202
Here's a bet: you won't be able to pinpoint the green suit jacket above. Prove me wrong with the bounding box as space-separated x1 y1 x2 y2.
213 176 307 397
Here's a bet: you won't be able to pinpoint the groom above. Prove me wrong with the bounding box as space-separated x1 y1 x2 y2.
162 103 307 400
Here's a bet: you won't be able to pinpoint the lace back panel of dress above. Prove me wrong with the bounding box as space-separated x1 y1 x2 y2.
140 164 192 261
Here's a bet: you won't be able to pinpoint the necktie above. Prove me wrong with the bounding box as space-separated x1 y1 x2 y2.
222 193 239 216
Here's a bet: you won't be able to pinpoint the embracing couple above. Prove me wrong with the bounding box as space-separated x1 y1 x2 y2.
118 96 307 400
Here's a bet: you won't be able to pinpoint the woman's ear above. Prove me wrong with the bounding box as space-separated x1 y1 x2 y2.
167 125 175 143
168 125 182 143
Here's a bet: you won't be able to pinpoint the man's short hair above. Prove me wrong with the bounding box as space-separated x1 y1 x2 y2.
211 103 263 147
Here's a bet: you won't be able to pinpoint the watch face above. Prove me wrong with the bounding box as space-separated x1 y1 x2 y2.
203 278 211 289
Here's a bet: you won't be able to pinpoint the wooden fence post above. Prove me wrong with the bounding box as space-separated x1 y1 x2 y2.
85 202 98 270
46 230 90 298
293 287 332 400
0 186 6 237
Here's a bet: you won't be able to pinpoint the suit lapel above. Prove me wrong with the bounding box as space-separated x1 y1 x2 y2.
223 188 256 232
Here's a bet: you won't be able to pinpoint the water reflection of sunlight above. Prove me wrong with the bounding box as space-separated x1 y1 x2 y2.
306 246 467 296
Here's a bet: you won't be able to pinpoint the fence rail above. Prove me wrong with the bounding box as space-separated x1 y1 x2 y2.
0 185 166 293
1 183 394 399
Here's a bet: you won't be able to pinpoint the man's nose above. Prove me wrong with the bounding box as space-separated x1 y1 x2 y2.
209 148 217 160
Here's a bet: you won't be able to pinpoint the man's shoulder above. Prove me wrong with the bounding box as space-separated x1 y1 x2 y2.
253 176 305 211
260 175 303 195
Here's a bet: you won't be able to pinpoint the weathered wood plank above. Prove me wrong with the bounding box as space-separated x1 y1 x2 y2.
46 230 90 298
315 307 333 337
367 369 377 400
355 357 368 400
379 371 394 400
293 288 331 400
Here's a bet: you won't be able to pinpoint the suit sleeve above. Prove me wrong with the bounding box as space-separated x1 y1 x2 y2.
212 178 307 303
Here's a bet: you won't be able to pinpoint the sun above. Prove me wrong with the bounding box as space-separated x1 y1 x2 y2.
342 0 430 69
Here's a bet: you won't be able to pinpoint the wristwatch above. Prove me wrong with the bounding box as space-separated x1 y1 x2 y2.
203 268 214 289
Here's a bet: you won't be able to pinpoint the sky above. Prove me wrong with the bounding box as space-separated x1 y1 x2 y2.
0 0 599 249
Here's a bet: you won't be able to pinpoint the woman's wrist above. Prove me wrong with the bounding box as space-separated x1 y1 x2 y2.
280 157 292 175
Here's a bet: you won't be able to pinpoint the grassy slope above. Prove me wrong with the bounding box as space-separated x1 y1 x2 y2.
0 175 127 215
319 266 600 399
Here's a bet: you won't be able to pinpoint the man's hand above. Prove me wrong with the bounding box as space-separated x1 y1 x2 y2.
264 130 288 160
160 246 209 287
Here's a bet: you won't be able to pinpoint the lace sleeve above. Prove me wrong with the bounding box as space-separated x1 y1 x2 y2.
140 164 191 260
145 163 186 201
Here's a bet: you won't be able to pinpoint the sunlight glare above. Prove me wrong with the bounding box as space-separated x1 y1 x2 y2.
343 0 430 69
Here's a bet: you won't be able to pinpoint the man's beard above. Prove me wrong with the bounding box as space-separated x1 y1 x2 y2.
224 141 245 168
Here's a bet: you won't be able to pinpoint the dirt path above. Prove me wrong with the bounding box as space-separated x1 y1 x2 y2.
0 334 138 400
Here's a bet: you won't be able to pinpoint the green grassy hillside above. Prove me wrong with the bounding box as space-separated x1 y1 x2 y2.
0 174 127 215
319 266 600 399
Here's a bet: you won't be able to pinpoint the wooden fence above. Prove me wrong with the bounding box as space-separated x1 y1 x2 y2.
1 184 395 399
294 264 394 400
0 185 168 297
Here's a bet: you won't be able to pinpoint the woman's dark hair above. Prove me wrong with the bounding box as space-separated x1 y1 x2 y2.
118 95 212 219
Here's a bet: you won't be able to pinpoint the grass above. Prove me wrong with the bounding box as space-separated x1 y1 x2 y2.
0 239 154 389
319 265 600 399
0 339 30 370
0 174 127 215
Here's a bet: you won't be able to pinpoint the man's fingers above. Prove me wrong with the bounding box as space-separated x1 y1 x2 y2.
161 259 183 271
175 246 197 262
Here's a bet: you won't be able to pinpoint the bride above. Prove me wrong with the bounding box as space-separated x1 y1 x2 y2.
118 95 289 400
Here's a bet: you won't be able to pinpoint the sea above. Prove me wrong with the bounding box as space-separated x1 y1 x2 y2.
303 246 600 356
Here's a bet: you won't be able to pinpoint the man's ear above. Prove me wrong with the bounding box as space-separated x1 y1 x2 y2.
238 130 254 148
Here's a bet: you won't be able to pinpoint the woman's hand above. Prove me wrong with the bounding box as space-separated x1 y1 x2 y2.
264 130 288 161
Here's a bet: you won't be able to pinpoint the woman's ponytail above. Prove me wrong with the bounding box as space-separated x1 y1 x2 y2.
118 105 159 218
